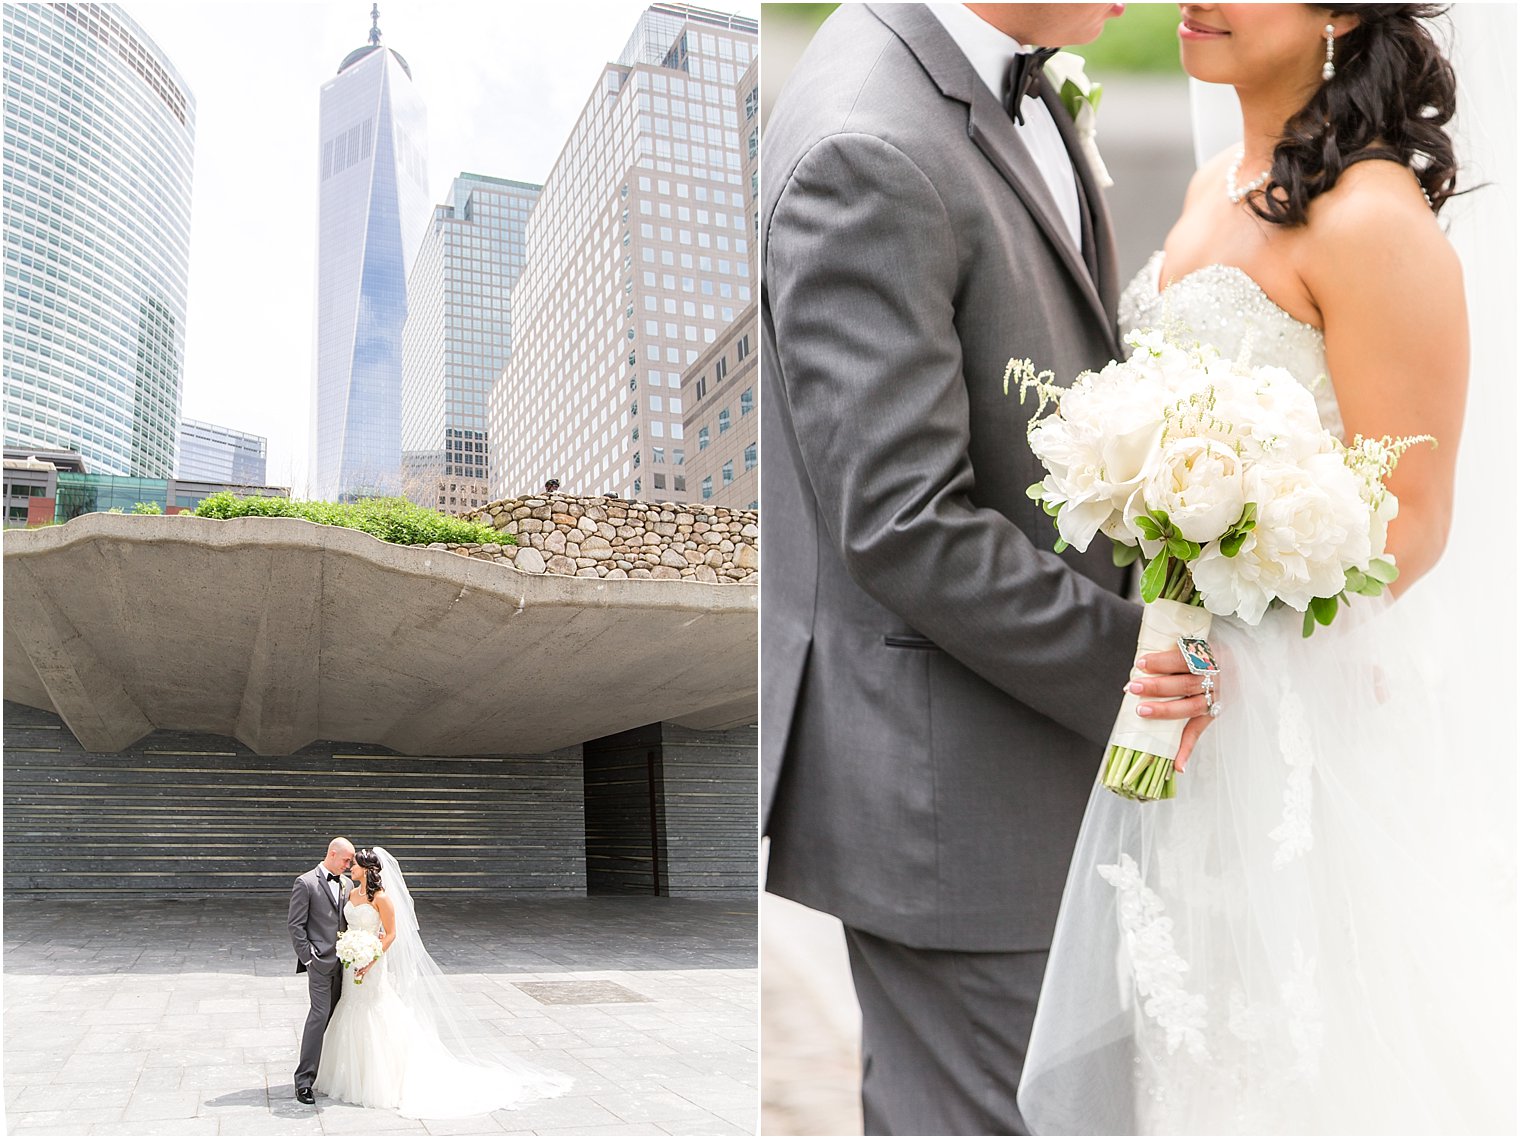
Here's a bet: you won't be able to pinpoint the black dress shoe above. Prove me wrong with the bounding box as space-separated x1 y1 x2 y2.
296 1086 315 1104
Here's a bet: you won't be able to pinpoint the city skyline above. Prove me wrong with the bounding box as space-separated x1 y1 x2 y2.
122 0 758 497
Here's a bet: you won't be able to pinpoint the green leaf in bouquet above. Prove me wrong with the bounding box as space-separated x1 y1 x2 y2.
1135 514 1163 541
1166 537 1202 561
1140 553 1169 603
1054 538 1070 554
1026 482 1046 501
1303 607 1317 638
1220 529 1249 558
1112 542 1141 567
1310 594 1339 626
1151 509 1171 531
1042 498 1062 517
1240 501 1258 525
1365 558 1400 585
1343 567 1368 593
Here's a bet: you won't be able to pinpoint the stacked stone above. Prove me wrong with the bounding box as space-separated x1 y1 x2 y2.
432 495 759 583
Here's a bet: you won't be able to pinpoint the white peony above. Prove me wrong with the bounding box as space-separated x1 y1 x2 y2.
1191 454 1371 623
1144 436 1248 544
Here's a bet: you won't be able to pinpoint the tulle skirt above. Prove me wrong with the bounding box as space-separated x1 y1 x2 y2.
317 957 572 1119
1018 594 1516 1134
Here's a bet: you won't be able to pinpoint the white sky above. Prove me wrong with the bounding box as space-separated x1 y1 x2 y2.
127 0 758 495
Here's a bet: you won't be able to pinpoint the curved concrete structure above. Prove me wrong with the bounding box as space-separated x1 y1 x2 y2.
3 514 757 756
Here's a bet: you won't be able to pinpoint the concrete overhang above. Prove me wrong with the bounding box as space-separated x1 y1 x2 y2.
3 514 757 756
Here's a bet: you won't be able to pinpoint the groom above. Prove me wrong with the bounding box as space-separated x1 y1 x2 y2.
761 4 1212 1133
288 836 353 1104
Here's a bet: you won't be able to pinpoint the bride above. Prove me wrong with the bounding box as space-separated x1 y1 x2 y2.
316 847 572 1118
1019 4 1514 1134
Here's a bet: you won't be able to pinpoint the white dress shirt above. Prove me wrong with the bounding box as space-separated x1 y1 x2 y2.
927 3 1083 251
319 865 341 906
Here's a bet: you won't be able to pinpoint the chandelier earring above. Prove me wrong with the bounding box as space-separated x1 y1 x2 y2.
1322 24 1337 81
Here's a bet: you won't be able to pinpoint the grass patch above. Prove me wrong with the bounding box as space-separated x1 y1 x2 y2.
191 493 509 548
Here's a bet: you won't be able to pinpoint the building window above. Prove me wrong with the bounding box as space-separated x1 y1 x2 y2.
744 443 756 471
718 409 731 434
634 478 642 496
698 426 710 451
715 357 728 382
722 460 734 486
652 447 665 464
737 333 751 360
673 448 685 466
701 476 713 500
653 473 666 490
674 475 687 492
696 376 707 399
740 388 754 416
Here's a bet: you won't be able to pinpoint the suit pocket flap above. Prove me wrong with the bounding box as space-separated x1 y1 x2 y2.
883 633 939 651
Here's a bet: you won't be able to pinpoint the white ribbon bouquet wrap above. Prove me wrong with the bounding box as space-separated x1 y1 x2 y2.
1008 329 1428 801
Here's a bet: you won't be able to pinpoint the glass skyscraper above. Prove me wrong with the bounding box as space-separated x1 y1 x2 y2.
3 3 195 477
489 3 758 502
401 174 539 514
178 418 268 485
309 9 429 503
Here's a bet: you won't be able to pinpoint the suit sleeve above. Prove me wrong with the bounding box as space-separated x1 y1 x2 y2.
766 131 1139 746
288 877 314 966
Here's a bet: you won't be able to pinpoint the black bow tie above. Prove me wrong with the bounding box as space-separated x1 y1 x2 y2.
1005 47 1059 126
326 872 342 883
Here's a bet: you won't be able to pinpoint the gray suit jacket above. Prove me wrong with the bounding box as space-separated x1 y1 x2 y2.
761 4 1142 952
289 866 350 974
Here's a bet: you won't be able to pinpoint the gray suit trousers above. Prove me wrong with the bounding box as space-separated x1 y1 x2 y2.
295 958 341 1091
844 927 1048 1136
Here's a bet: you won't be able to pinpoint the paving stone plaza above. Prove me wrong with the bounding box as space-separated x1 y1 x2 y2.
3 896 757 1136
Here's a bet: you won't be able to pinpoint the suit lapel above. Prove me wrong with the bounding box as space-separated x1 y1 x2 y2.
314 867 339 913
867 4 1118 358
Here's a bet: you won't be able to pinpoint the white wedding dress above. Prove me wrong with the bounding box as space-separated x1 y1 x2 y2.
1017 255 1516 1134
315 852 571 1118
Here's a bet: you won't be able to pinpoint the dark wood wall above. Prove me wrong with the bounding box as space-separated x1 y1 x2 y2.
583 722 756 897
2 701 586 895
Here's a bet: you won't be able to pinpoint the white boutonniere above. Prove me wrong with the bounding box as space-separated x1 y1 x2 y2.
1045 51 1113 190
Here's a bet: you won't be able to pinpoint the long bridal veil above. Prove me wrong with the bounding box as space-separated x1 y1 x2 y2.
373 847 572 1116
1018 12 1516 1134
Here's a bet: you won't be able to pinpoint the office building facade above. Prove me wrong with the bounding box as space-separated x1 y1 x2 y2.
309 12 430 502
681 56 758 508
3 3 195 477
402 174 539 514
489 4 758 502
178 419 268 485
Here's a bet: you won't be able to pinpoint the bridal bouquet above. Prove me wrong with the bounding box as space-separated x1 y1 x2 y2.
335 929 384 984
1008 329 1429 801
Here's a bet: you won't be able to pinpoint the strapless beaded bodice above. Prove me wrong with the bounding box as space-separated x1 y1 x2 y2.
1119 250 1343 440
344 900 383 933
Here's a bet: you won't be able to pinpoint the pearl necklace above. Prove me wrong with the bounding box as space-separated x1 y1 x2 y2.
1226 149 1270 204
1228 147 1437 211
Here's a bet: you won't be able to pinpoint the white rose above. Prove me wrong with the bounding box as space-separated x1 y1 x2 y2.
1144 437 1248 544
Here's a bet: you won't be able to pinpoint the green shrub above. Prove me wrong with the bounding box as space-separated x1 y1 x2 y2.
192 493 509 548
130 501 163 515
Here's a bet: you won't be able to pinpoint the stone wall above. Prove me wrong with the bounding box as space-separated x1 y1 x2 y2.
440 494 759 583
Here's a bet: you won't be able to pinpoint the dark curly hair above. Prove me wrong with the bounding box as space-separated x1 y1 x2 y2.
1249 5 1457 226
354 848 384 895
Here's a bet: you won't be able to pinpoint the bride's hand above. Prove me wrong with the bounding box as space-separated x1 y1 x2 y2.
1130 648 1218 773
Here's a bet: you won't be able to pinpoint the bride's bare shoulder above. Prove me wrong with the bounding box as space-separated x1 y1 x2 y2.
1299 159 1459 288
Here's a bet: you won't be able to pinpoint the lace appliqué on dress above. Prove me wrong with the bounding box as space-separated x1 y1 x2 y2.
1269 689 1314 866
1098 853 1210 1060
